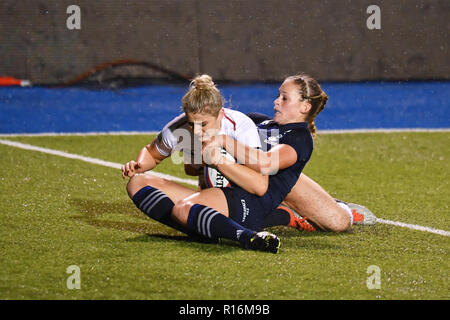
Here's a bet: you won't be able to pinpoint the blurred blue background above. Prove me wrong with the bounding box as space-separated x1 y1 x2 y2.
1 81 448 134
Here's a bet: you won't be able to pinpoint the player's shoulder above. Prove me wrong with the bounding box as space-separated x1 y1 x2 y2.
257 119 277 129
280 123 313 154
158 112 189 147
223 108 257 130
163 113 188 132
282 123 311 141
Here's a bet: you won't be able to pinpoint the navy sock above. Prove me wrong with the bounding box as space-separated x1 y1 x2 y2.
132 186 183 232
261 208 291 228
187 204 255 244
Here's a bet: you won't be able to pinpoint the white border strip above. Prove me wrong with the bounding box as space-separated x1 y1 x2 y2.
1 138 449 237
0 139 197 186
0 128 449 137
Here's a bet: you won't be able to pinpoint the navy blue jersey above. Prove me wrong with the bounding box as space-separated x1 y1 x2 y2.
222 118 314 230
256 119 314 210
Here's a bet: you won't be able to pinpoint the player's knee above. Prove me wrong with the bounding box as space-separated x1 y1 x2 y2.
126 175 139 198
126 174 164 199
172 199 192 226
326 209 352 232
329 219 351 232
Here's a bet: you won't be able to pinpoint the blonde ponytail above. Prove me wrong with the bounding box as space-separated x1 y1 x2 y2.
182 74 223 116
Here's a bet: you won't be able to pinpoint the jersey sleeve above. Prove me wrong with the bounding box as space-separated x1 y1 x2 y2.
154 129 174 157
154 113 189 157
280 129 313 163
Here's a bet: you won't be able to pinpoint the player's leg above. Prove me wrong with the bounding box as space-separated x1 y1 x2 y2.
126 173 196 232
127 173 195 201
172 188 230 224
282 173 352 232
172 188 280 253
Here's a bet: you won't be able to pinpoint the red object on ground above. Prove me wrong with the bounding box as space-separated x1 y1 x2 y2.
0 77 22 86
0 76 31 86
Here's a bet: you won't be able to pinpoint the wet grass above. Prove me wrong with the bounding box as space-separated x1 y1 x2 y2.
1 132 449 299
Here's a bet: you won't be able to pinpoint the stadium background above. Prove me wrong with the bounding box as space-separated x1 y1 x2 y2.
1 0 449 84
1 0 449 134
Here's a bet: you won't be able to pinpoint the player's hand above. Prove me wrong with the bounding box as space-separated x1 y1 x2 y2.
202 140 224 167
207 134 226 147
121 160 141 179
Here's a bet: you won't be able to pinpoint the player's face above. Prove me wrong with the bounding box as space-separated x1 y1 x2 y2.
186 108 224 141
273 80 307 125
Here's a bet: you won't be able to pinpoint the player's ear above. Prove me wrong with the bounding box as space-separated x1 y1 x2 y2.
300 101 312 114
217 107 225 120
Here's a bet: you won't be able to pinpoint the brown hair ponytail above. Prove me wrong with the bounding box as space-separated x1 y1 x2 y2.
286 73 328 138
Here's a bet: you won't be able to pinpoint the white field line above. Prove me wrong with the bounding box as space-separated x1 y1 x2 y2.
0 139 197 186
376 218 450 237
0 128 449 137
1 138 449 237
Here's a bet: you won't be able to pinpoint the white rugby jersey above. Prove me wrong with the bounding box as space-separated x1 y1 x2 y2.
155 108 262 162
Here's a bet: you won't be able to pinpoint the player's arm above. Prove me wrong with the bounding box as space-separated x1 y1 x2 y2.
202 140 269 196
121 139 168 179
218 135 297 175
217 161 269 196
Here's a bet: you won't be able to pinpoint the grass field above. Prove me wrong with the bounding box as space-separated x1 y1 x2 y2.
0 132 449 300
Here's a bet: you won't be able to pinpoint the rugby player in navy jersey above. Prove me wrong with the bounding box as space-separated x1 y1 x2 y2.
246 112 376 233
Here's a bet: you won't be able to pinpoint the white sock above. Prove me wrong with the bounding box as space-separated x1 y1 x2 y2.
337 202 353 226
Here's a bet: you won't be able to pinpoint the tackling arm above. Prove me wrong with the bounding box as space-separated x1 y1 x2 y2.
216 161 269 196
219 135 298 175
202 139 269 196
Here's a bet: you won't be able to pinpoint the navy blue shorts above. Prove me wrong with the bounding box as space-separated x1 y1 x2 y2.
220 187 268 231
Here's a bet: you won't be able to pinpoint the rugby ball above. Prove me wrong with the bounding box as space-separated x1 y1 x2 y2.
203 148 235 188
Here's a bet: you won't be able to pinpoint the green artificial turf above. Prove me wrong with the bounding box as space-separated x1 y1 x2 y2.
0 132 448 299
